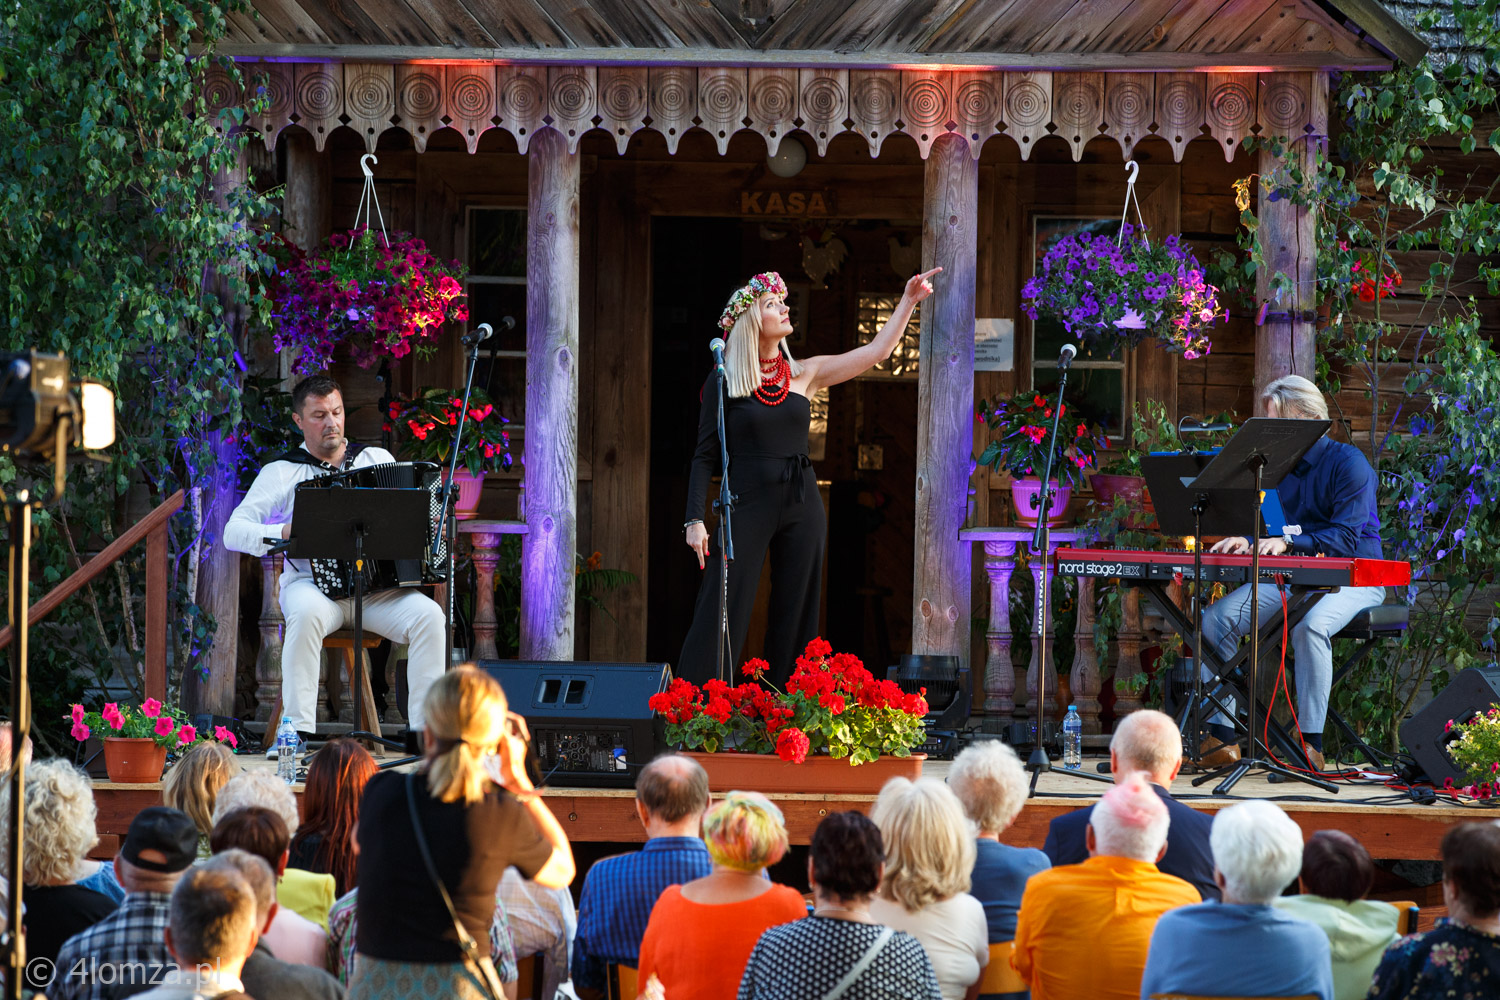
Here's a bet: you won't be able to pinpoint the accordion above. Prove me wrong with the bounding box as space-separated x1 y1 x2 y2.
296 461 450 599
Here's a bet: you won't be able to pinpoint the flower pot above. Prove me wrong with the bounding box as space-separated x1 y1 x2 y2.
1010 478 1072 527
1089 473 1155 529
103 737 167 784
681 750 925 795
445 469 486 520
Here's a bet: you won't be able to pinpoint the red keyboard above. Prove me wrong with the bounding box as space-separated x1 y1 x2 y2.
1054 547 1411 588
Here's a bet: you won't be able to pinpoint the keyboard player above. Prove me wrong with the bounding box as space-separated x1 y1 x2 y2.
1199 375 1385 772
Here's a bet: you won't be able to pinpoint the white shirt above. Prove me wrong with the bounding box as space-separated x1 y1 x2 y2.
224 442 397 585
131 966 246 1000
869 892 989 1000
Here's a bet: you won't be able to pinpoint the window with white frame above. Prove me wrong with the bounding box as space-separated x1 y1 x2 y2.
466 206 526 438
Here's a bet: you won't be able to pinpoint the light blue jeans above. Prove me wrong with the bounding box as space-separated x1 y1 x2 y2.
1199 583 1386 734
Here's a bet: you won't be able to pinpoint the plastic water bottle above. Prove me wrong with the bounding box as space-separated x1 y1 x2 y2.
1062 705 1083 770
276 717 298 784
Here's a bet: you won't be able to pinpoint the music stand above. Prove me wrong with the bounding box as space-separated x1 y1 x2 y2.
1184 418 1337 795
288 487 430 760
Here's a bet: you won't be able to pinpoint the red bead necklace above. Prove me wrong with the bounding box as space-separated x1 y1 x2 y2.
754 353 792 406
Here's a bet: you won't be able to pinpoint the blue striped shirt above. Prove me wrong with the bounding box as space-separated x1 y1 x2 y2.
571 836 713 990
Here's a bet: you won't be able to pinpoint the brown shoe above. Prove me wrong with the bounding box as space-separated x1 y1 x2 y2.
1302 745 1326 772
1198 736 1242 769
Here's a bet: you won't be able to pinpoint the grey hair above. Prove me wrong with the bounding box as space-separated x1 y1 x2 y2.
211 770 299 837
168 866 258 967
1210 800 1304 904
947 740 1029 834
1110 710 1183 782
10 760 99 884
1089 771 1170 862
721 292 803 399
1262 374 1329 420
198 849 276 926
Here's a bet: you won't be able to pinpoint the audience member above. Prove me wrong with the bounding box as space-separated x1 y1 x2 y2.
350 665 572 999
6 759 119 990
738 811 939 1000
500 866 576 1000
1274 830 1399 1000
947 739 1050 942
163 741 238 860
132 866 258 1000
1042 709 1217 899
639 791 805 1000
1141 800 1333 1000
50 806 198 1000
210 806 329 969
573 753 713 993
1368 821 1500 1000
0 720 33 772
202 849 344 1000
288 738 376 897
868 778 988 1000
213 770 336 928
1013 772 1198 1000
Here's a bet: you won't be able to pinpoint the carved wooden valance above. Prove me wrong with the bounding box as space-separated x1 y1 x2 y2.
209 64 1322 163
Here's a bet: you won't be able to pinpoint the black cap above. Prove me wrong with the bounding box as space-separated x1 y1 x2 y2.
120 807 199 873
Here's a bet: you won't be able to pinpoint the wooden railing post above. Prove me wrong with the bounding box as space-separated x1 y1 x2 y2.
145 523 167 705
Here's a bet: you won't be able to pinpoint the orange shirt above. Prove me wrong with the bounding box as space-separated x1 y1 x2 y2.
637 882 808 1000
1011 854 1199 1000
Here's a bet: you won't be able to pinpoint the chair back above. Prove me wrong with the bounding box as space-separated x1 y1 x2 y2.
1386 899 1420 935
608 963 639 1000
515 954 540 1000
977 940 1028 998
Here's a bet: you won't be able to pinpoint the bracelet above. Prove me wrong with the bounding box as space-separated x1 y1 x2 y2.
683 519 703 532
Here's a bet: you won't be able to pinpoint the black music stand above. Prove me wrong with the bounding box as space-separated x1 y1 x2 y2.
288 488 429 759
1184 417 1337 795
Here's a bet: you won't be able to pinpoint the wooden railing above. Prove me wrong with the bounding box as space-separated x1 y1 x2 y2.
0 490 183 704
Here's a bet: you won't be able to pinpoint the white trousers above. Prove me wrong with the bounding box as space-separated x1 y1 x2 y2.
279 577 447 734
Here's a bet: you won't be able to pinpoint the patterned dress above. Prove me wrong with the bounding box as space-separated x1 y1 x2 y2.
737 917 942 1000
1368 919 1500 1000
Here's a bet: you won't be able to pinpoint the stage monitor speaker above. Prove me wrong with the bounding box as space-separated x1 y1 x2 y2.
1399 665 1500 786
479 661 669 789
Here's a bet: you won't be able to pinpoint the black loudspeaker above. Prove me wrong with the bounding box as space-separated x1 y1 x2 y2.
1400 666 1500 786
479 661 669 788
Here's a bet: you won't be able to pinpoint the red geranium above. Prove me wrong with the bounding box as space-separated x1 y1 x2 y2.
776 727 810 763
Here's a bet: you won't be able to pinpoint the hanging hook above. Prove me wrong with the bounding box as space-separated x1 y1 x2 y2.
360 153 378 179
1124 159 1139 186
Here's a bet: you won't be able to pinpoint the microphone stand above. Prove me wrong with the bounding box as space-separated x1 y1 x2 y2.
434 323 493 666
712 356 736 683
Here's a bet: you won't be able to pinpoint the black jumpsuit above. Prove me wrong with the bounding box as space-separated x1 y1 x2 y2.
677 381 826 687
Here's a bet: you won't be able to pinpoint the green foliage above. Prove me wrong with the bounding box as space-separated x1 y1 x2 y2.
1225 1 1500 756
976 390 1106 487
1097 400 1235 477
0 2 274 749
389 387 514 477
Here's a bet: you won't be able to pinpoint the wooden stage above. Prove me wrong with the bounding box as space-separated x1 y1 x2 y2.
89 753 1493 863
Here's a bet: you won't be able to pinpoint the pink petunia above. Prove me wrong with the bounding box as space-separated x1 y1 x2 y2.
215 726 238 749
103 704 126 730
70 721 90 742
177 725 198 745
71 703 85 724
154 716 176 738
142 698 162 719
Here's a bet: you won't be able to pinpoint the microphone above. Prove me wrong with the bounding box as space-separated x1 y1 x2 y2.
461 323 493 348
709 338 727 373
1057 343 1078 371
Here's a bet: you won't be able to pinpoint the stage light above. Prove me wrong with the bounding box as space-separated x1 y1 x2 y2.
79 381 115 450
0 351 116 492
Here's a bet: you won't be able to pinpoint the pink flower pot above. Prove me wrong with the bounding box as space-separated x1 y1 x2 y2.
1010 477 1072 526
444 469 486 520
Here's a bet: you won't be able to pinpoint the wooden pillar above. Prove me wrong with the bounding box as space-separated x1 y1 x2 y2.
520 128 580 661
912 134 977 666
1254 72 1328 412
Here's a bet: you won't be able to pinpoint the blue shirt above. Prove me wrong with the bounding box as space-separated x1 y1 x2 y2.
1140 902 1334 1000
1276 436 1382 559
571 836 713 990
970 837 1050 942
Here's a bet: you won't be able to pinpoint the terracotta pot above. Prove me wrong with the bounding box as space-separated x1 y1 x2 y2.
1089 473 1155 528
681 750 925 794
103 737 167 784
1010 477 1072 526
445 469 486 520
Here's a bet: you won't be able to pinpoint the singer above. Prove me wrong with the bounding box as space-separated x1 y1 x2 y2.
677 268 941 686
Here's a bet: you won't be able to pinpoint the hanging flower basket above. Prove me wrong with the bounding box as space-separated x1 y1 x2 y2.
1022 224 1222 359
266 227 469 375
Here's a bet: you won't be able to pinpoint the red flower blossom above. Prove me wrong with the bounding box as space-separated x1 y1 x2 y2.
776 727 810 763
742 658 770 679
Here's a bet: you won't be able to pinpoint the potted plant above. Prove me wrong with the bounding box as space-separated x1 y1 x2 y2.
1091 400 1236 518
266 227 469 375
388 387 513 519
1442 706 1500 799
1022 224 1222 359
69 698 235 783
976 392 1104 526
648 638 929 793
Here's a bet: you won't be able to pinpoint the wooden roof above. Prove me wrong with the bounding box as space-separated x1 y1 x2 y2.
223 0 1427 70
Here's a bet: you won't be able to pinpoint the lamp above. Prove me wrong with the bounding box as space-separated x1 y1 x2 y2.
766 136 808 178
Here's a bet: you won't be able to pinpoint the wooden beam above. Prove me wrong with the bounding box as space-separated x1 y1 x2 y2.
520 126 581 661
215 46 1395 72
282 131 331 252
911 132 976 669
1319 0 1431 66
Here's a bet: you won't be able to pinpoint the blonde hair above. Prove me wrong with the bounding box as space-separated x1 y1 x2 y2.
212 770 300 838
948 740 1029 834
871 777 974 911
703 791 789 872
1262 374 1329 420
424 665 508 805
165 741 238 838
722 292 803 399
18 760 99 884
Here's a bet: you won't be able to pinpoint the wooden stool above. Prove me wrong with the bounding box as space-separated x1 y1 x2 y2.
261 630 384 755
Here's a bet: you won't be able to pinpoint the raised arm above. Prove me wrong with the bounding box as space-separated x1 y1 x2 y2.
800 268 941 392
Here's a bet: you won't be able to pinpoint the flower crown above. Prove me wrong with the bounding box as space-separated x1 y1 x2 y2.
718 272 787 333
